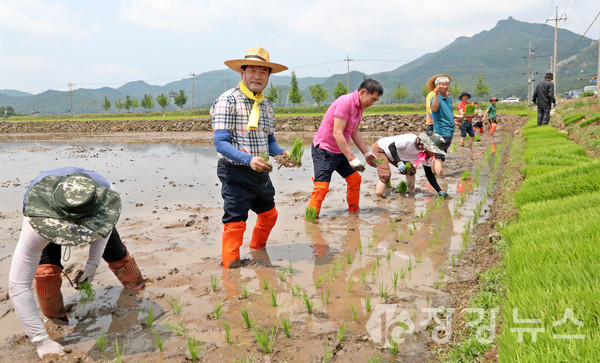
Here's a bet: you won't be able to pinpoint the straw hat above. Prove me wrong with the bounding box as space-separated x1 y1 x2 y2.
24 173 121 246
419 133 447 156
426 74 452 91
224 46 288 74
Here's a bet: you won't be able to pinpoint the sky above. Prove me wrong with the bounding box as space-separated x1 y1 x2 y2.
1 0 598 94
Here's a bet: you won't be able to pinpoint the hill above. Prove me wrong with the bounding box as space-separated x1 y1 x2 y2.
0 17 596 114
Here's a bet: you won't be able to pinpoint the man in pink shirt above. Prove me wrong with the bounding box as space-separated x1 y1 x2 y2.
307 79 383 218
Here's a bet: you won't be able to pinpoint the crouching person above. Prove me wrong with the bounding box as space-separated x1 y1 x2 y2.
8 167 144 358
371 133 449 198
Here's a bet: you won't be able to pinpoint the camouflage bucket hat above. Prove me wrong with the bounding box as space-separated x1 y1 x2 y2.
418 132 447 156
24 173 121 246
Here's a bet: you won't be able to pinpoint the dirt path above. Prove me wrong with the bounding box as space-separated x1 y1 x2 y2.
0 116 525 362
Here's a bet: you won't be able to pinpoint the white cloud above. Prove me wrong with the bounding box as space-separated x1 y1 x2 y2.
0 0 91 39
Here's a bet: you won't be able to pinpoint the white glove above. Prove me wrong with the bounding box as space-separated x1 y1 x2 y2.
349 158 365 172
35 333 64 358
80 263 98 284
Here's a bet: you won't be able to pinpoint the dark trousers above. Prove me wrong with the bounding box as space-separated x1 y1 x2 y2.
311 144 356 182
537 105 551 125
39 228 128 269
217 159 275 224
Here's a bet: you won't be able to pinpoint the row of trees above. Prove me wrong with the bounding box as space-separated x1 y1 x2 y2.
101 90 188 113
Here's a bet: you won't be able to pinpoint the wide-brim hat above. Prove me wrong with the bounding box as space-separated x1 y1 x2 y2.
545 72 554 79
224 46 288 74
426 74 452 91
419 132 447 156
459 91 471 100
24 173 121 246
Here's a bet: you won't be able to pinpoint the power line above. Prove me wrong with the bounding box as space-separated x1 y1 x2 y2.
564 10 600 57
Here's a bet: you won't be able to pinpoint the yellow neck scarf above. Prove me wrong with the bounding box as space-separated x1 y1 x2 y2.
239 81 264 130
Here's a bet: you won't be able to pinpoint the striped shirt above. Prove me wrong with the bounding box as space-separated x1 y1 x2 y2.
210 86 275 164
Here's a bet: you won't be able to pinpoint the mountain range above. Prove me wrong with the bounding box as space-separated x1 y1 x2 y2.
0 17 597 115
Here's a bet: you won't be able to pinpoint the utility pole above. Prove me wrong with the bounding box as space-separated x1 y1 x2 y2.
597 28 600 98
524 42 537 105
68 81 75 117
190 71 197 111
344 55 353 92
548 7 567 97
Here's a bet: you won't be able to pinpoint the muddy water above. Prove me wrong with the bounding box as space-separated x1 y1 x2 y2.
0 132 501 361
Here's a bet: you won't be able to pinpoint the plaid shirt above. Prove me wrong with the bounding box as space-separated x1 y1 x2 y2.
210 86 275 164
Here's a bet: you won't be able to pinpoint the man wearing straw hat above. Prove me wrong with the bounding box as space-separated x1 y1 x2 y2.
370 132 450 198
426 74 462 176
211 46 289 269
8 167 145 358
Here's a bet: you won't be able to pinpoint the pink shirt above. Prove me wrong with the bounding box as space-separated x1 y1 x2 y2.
313 90 363 154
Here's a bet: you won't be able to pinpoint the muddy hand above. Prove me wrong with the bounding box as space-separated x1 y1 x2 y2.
251 156 273 172
349 158 365 172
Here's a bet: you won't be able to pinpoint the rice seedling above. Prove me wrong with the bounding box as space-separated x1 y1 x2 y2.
321 288 331 305
392 270 399 288
186 336 203 363
364 296 372 312
373 229 379 239
370 264 377 277
287 260 294 274
210 274 220 292
223 319 232 344
409 228 414 235
378 283 389 299
335 258 344 272
400 267 407 279
358 240 363 254
268 288 279 307
407 257 413 271
142 302 155 328
453 203 460 216
328 264 336 279
361 270 368 283
347 279 355 292
461 169 471 180
367 238 374 248
395 181 408 194
388 334 399 355
151 327 164 352
290 284 302 297
346 253 353 264
77 281 95 306
337 323 346 342
233 353 255 363
113 338 125 363
412 220 417 229
415 254 423 263
386 250 392 260
164 321 187 336
438 267 445 279
460 191 466 204
300 292 315 315
241 308 255 329
289 136 305 164
316 274 326 288
281 316 293 338
259 150 270 162
279 269 286 282
213 299 224 319
450 142 458 153
253 327 277 354
351 304 358 321
94 327 108 351
389 217 397 230
376 256 381 267
262 278 269 290
323 342 334 363
305 206 317 222
451 255 455 267
166 294 182 315
242 283 249 299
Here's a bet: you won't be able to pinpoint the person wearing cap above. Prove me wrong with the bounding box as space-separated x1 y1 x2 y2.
472 102 484 134
427 74 462 176
210 46 289 269
306 79 383 218
457 91 475 148
532 72 556 126
8 167 145 358
371 133 449 198
481 96 499 136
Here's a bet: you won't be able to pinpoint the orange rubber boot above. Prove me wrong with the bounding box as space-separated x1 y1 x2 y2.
489 123 497 136
250 207 278 249
107 252 145 290
222 221 246 269
34 264 67 321
307 181 330 215
345 172 362 212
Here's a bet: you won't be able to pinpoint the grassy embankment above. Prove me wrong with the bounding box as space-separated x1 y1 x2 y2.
445 99 600 361
7 103 529 122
